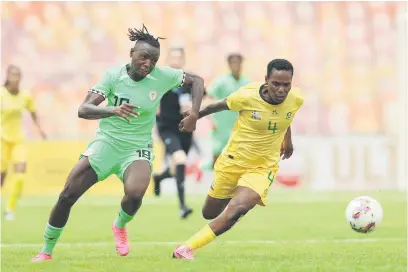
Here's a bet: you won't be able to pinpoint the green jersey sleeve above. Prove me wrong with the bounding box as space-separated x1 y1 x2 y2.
89 70 114 98
158 66 185 91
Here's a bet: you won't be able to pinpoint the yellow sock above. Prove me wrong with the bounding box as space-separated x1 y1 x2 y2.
6 173 24 212
185 224 216 250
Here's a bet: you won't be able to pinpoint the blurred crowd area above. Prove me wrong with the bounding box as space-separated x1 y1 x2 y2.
1 1 405 140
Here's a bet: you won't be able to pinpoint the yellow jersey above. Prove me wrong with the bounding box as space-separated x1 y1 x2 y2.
0 87 36 143
224 82 304 169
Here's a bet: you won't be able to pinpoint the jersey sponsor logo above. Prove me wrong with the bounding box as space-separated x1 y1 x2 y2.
286 112 292 120
251 111 261 120
149 90 157 101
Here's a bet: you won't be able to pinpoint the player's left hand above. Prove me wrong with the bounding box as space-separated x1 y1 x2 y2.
179 111 198 132
280 140 293 160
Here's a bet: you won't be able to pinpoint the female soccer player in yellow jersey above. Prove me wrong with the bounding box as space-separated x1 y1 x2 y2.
173 59 303 259
1 65 46 220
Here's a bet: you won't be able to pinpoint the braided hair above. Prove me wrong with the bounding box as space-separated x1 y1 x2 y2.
128 24 165 48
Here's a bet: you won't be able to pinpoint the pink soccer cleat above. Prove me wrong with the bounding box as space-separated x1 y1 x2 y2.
31 252 52 262
112 222 130 256
172 245 195 260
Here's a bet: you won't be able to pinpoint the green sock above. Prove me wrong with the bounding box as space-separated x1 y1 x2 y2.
41 223 63 255
114 208 134 228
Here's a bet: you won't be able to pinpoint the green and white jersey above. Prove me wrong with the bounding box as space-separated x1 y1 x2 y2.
90 64 185 150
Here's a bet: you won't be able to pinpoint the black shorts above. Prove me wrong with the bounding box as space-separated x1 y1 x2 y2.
158 129 192 155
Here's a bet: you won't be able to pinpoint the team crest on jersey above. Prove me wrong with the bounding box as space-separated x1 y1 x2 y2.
251 111 261 120
286 112 292 120
149 90 157 101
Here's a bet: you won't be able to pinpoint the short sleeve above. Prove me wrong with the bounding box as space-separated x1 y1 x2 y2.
206 77 223 98
226 88 246 111
291 88 304 110
296 96 304 109
160 66 185 90
25 93 36 112
89 70 114 98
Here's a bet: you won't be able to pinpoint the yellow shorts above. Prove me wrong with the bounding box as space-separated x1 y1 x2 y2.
209 155 278 206
1 139 26 172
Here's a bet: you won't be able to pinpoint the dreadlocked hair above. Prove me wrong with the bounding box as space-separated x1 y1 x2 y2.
128 24 165 48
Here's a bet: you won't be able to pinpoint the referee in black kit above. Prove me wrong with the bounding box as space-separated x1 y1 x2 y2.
154 47 201 219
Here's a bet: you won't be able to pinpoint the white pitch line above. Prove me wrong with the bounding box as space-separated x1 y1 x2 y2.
1 238 405 248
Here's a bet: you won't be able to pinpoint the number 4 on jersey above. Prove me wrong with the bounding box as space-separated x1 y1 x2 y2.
268 121 278 133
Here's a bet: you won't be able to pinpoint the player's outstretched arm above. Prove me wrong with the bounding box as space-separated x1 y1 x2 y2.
183 72 205 116
179 72 205 132
198 98 229 119
280 126 294 160
78 92 139 122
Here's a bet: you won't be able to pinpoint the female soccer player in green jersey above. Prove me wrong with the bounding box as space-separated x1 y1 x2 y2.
31 25 205 262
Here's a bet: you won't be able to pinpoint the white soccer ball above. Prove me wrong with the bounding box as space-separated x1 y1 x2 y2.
345 196 383 234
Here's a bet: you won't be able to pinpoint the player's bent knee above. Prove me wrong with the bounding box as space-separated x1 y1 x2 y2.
202 202 224 220
202 208 219 220
124 189 145 201
57 190 79 207
172 150 187 165
124 178 150 201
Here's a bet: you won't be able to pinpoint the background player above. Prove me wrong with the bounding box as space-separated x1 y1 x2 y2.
31 25 205 262
154 47 196 219
173 59 303 259
205 54 251 168
1 65 46 221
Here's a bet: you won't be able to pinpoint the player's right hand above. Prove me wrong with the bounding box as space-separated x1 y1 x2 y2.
280 140 294 160
113 103 140 122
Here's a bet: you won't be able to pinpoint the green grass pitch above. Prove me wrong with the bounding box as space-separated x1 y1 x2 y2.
1 190 406 272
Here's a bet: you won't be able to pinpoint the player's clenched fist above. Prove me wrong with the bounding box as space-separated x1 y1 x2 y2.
179 111 198 132
113 103 140 122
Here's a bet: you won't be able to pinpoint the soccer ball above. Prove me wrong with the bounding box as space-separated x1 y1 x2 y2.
345 196 383 234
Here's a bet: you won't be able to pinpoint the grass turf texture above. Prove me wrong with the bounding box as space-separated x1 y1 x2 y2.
1 190 406 272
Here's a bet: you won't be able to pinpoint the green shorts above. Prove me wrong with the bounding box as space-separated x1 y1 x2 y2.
80 139 154 182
